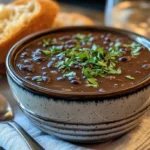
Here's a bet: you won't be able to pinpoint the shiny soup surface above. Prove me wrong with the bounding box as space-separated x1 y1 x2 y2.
15 31 150 93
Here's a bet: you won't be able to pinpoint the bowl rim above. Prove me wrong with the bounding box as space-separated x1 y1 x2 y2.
6 26 150 100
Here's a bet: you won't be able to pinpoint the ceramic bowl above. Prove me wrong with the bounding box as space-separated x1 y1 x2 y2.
6 26 150 142
18 104 147 143
24 109 143 143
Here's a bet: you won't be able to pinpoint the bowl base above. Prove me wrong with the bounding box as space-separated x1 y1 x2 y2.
24 109 140 143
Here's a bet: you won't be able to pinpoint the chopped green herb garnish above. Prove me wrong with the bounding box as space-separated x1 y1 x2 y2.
77 52 87 60
86 84 98 88
49 45 63 53
74 33 85 40
126 75 135 80
36 77 43 82
42 45 63 56
82 67 93 78
86 78 99 88
131 42 141 48
87 78 98 85
131 47 141 56
42 50 52 55
55 61 65 68
73 33 91 44
97 61 107 67
0 76 2 80
43 39 51 46
63 71 76 77
108 67 122 75
109 42 114 46
115 42 121 47
122 42 142 56
40 33 142 88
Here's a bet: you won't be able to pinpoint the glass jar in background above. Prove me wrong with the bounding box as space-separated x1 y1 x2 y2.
105 0 150 38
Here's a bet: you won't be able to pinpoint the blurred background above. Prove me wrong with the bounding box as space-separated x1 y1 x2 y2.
1 0 106 26
1 0 150 38
105 0 150 38
2 0 106 11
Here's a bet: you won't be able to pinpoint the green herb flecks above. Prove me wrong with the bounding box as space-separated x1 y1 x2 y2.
42 50 52 55
115 42 121 47
36 77 43 82
86 78 99 88
122 42 142 56
108 67 122 75
43 39 51 46
42 45 63 56
73 33 92 44
41 33 142 88
63 71 76 77
126 75 135 80
50 45 63 53
0 76 2 80
131 47 141 56
131 42 141 48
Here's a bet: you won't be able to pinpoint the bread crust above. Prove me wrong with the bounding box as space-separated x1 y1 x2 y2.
0 0 59 66
53 12 94 28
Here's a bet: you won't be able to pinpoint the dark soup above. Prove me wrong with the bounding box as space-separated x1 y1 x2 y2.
15 31 150 93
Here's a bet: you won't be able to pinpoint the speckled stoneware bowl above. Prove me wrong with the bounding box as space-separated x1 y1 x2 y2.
6 27 150 143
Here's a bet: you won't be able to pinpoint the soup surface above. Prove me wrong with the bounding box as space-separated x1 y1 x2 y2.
15 31 150 93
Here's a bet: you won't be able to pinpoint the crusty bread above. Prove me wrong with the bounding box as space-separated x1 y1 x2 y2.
52 12 94 28
0 0 59 66
0 0 94 75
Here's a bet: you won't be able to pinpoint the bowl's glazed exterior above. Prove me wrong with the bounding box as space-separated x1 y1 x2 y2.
6 26 150 142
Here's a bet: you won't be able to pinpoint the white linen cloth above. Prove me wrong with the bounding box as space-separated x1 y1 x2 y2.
0 78 150 150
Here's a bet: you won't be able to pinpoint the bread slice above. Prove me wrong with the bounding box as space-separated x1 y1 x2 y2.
52 12 94 28
0 0 59 66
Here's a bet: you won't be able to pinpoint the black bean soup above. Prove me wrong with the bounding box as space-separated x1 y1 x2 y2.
15 31 150 93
